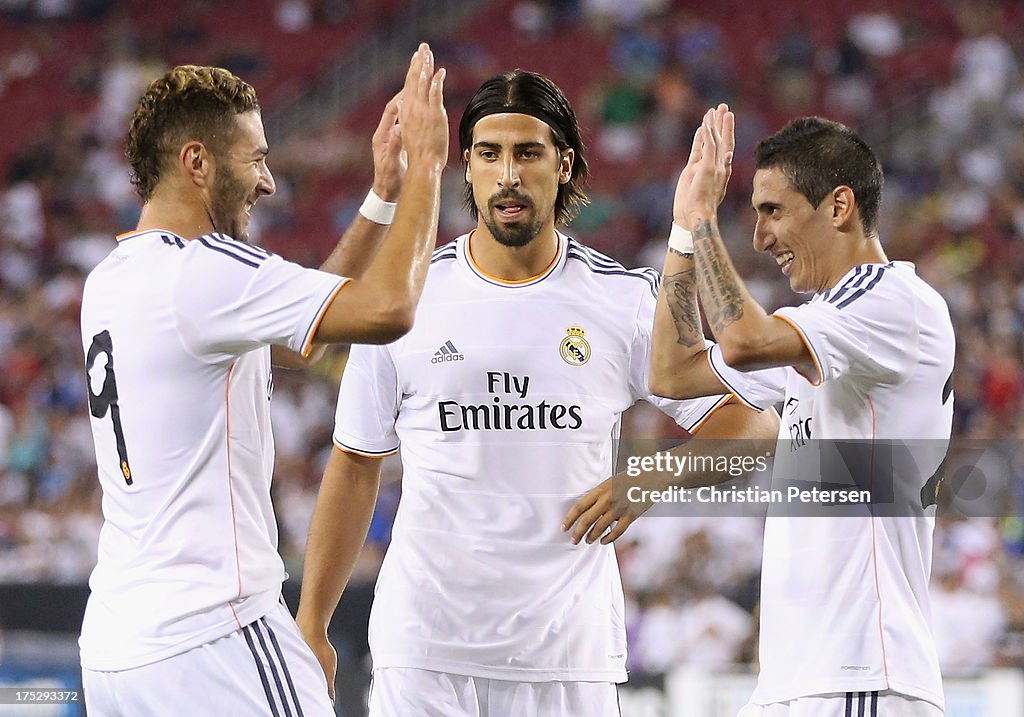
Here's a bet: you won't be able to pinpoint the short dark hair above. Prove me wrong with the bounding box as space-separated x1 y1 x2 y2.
126 65 260 203
754 117 884 234
458 70 589 226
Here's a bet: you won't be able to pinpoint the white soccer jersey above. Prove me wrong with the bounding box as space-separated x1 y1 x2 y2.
79 229 345 671
333 232 729 682
708 262 954 709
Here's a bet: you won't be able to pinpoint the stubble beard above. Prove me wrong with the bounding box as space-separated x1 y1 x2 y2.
481 192 554 248
482 212 545 248
210 165 250 242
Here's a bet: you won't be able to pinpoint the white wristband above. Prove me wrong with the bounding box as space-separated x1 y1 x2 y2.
668 223 694 255
358 189 397 225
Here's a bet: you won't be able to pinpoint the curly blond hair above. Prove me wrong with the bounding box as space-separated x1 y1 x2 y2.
126 65 260 202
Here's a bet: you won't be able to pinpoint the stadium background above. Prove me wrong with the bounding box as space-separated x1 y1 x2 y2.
1 0 1023 714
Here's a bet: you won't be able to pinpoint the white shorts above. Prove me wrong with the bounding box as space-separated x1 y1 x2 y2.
738 691 943 717
83 601 335 717
368 667 621 717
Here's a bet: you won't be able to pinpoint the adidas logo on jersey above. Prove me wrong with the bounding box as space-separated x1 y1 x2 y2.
431 340 465 364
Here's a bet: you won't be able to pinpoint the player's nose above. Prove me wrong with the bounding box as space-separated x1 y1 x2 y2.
753 218 772 253
498 157 521 187
258 162 276 197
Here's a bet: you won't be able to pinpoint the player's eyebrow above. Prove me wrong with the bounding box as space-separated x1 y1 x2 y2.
252 147 269 158
754 201 780 213
473 141 547 152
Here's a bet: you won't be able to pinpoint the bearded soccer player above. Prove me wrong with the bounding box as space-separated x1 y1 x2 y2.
79 46 447 716
641 106 953 716
297 71 777 716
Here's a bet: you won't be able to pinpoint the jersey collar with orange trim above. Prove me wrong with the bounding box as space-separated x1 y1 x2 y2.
462 231 567 289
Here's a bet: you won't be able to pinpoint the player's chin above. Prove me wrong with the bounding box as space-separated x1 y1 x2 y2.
233 216 251 242
789 276 812 294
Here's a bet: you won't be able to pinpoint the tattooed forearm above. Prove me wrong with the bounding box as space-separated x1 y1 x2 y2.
662 265 702 347
692 219 744 335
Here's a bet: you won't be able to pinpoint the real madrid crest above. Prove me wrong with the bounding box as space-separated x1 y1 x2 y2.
560 326 591 366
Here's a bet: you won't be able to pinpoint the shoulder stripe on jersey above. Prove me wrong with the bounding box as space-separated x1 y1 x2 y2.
208 233 271 261
198 237 261 269
565 252 659 299
569 240 624 268
834 267 887 309
212 232 271 257
242 624 284 717
567 251 659 298
566 247 655 279
261 619 306 717
569 241 661 289
825 265 873 303
825 265 875 305
430 243 458 264
566 239 659 279
821 266 864 302
568 239 656 276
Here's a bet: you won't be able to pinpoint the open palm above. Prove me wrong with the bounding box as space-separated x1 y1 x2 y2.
673 104 734 228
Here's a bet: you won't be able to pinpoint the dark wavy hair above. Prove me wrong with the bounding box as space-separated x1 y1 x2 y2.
126 65 259 202
755 116 884 235
458 70 589 226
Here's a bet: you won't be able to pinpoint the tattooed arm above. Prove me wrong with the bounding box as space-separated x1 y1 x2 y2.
649 105 740 399
651 106 814 397
689 216 812 375
649 247 728 398
667 108 812 378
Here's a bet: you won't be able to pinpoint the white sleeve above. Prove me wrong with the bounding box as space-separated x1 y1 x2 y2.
174 236 346 360
629 279 732 433
773 267 915 386
333 343 400 457
707 343 788 411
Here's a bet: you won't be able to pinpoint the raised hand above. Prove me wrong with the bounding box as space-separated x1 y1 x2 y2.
396 43 448 172
371 93 405 201
673 103 734 228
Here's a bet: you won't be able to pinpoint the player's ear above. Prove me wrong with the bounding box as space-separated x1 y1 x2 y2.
464 149 472 183
181 141 212 189
831 185 856 230
558 149 574 185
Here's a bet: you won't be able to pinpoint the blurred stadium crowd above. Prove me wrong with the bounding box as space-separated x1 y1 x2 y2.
0 0 1022 679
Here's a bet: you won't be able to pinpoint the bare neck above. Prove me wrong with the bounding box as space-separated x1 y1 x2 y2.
134 186 214 240
468 223 560 282
822 234 889 292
